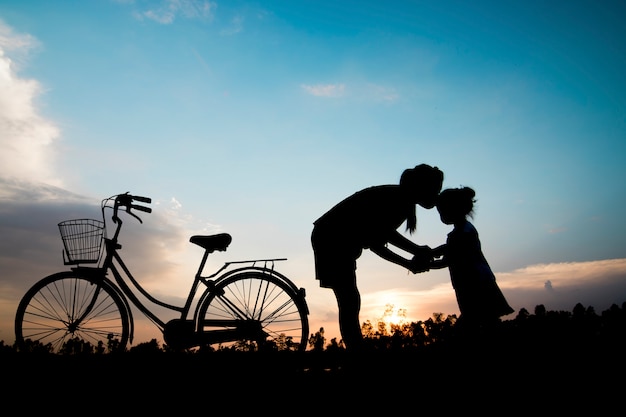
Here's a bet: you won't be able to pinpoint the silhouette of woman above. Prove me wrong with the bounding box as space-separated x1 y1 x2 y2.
311 164 444 352
430 186 514 331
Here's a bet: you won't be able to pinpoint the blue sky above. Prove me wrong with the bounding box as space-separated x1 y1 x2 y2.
1 0 625 346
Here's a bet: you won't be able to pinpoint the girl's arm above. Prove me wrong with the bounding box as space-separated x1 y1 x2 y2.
429 258 448 269
431 244 446 258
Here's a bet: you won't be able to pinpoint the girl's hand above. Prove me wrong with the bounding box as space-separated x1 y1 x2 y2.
410 247 432 273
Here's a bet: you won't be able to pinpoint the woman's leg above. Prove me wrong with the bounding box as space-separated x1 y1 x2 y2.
332 277 363 352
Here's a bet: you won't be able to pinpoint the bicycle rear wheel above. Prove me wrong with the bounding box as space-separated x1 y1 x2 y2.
197 271 309 352
15 271 130 354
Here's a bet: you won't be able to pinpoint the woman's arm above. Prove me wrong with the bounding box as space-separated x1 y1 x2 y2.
369 244 414 270
429 244 448 269
387 231 428 254
370 243 432 274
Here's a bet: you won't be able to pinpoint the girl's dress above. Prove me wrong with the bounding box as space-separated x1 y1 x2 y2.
444 220 514 324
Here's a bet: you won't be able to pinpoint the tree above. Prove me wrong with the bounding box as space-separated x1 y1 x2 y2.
309 327 326 352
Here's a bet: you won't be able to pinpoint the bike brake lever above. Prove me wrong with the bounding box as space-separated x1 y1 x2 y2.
131 204 152 214
126 207 143 224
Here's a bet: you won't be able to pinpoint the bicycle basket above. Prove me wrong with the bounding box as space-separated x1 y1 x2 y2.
58 219 105 265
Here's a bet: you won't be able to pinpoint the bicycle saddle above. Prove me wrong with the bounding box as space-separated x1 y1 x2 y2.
190 233 232 252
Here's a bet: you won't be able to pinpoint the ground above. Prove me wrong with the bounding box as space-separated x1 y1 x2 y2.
2 338 621 413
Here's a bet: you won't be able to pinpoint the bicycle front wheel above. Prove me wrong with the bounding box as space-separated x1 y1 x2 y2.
15 271 130 354
197 271 309 352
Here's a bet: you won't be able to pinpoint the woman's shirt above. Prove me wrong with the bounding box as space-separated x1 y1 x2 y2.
313 185 413 250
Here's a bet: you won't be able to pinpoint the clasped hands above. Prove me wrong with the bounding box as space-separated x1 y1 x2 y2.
409 246 435 274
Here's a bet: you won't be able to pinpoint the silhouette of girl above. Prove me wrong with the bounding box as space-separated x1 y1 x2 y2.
311 164 444 351
430 186 514 330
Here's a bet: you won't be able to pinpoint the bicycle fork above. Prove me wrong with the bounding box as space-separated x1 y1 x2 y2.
67 282 103 334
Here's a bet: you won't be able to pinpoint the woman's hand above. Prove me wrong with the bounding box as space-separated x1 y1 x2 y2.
410 246 432 273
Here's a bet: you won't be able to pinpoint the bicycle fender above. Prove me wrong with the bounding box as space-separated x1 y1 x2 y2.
193 267 309 323
215 266 302 293
101 276 135 345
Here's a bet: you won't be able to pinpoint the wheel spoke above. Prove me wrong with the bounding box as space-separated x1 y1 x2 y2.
199 271 308 351
15 273 129 353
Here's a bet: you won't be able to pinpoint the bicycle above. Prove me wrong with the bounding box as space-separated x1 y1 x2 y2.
14 192 309 353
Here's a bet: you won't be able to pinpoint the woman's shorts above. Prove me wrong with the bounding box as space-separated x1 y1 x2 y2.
311 226 361 289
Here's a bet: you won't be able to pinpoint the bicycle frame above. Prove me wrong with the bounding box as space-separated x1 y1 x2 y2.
89 197 300 349
95 217 289 338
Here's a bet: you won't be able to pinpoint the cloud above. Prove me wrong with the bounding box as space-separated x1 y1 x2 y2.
0 21 61 186
169 197 183 210
0 20 37 53
0 20 208 344
220 15 244 36
497 259 626 290
301 83 346 98
0 185 209 344
133 0 216 24
0 177 90 203
496 259 626 315
300 82 400 103
365 83 399 102
359 258 626 327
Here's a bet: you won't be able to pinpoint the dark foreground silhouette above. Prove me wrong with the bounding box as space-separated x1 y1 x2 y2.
2 302 624 413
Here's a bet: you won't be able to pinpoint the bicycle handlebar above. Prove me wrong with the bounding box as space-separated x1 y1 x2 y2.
132 195 152 204
109 192 152 224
